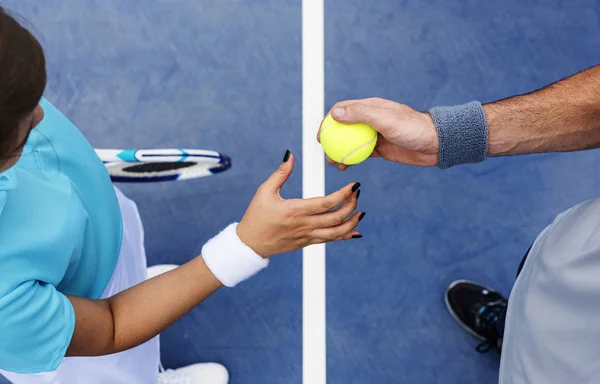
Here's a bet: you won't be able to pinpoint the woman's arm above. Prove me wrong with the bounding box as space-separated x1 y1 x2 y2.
65 152 363 356
66 256 220 356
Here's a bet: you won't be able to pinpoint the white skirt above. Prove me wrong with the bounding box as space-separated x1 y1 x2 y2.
2 187 160 384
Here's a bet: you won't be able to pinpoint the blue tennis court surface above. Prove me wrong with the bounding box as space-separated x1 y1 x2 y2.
3 0 600 383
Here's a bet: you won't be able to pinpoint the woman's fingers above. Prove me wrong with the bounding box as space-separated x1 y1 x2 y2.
260 150 295 195
310 211 364 242
308 191 359 227
296 182 360 215
308 230 362 245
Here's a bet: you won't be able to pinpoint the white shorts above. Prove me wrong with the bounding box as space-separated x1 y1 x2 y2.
2 187 160 384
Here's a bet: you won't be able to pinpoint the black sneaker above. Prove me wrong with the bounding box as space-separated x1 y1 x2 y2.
444 280 508 353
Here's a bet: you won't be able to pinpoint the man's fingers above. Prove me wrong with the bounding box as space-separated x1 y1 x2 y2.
332 97 399 110
318 98 393 142
324 154 349 170
331 102 379 125
327 98 405 137
337 163 349 171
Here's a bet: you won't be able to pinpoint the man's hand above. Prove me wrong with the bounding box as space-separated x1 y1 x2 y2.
320 65 600 167
317 98 439 170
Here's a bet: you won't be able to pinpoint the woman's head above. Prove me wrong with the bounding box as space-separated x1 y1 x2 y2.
0 7 46 171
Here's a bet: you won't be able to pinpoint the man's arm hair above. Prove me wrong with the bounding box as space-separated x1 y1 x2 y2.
486 65 600 156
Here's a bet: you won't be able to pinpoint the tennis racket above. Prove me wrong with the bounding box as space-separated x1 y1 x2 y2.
95 149 231 182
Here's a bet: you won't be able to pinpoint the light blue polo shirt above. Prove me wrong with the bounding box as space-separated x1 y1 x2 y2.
0 98 122 374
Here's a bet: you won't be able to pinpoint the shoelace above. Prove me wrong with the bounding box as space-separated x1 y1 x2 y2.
474 300 505 353
156 363 191 384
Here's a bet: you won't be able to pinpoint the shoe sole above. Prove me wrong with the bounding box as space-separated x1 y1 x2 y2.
444 279 489 342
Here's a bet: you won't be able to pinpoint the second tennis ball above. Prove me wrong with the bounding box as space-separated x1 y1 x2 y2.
320 114 378 165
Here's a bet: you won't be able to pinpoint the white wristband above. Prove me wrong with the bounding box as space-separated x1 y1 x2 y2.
202 223 269 287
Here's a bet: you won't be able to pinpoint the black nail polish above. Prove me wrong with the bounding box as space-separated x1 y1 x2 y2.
283 150 291 162
352 234 363 239
356 190 361 200
352 182 361 192
359 212 366 221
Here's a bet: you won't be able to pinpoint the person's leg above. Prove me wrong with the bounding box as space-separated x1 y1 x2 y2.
491 245 532 348
515 246 532 278
445 246 531 353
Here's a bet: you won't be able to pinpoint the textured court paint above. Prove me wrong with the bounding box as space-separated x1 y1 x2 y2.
2 1 302 383
325 0 600 383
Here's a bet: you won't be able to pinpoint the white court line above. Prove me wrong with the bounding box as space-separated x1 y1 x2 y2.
302 0 326 383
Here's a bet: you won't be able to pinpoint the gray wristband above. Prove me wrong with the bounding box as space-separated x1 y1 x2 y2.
429 101 488 169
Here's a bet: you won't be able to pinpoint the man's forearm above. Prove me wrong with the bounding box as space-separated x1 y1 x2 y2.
485 64 600 156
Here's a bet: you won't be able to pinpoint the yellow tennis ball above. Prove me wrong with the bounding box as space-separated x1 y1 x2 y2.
320 114 377 165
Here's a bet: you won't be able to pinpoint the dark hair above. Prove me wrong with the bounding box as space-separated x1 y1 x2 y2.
0 7 46 157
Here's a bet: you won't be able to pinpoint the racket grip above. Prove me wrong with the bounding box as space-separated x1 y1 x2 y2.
202 223 268 287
